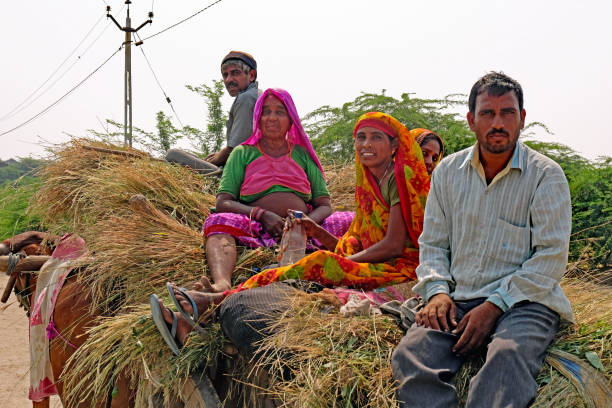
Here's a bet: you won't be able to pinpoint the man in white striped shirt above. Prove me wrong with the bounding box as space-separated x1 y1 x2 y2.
391 72 572 408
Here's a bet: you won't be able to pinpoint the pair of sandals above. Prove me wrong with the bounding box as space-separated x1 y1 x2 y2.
150 283 207 355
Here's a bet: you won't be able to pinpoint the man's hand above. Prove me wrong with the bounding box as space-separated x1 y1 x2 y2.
205 152 222 166
415 293 457 332
452 301 503 355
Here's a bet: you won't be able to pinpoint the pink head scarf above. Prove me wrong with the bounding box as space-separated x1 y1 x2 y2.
242 88 325 177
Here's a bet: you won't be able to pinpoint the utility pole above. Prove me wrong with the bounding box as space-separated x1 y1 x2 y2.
106 1 153 147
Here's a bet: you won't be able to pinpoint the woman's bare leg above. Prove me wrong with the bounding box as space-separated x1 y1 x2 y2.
204 233 236 292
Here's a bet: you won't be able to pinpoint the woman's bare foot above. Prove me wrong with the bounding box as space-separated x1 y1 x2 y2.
193 276 231 293
168 282 226 317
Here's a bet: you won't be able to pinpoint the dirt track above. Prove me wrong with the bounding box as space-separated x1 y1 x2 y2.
0 273 62 407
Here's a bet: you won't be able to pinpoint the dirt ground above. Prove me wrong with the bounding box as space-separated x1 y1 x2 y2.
0 273 62 408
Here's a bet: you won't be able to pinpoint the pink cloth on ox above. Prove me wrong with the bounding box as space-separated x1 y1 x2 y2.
29 234 86 401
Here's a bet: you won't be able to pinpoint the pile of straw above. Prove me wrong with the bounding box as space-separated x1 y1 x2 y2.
29 139 611 407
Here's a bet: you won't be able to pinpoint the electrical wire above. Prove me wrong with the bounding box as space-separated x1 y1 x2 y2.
2 5 127 124
134 32 184 127
140 0 224 42
0 46 123 138
1 12 107 121
81 9 121 58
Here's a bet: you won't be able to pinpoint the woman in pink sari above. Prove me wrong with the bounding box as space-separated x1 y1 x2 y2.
198 88 346 293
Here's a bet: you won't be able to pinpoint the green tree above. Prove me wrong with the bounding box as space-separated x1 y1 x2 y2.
185 79 227 154
152 111 183 154
89 113 183 157
0 157 43 184
567 157 612 267
523 141 611 266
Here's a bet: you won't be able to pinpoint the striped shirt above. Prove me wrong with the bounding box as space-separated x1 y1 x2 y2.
413 142 573 322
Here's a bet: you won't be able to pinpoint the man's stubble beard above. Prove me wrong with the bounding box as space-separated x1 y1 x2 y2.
480 130 519 154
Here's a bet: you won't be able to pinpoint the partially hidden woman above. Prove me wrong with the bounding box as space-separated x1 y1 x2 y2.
412 128 444 175
151 112 436 353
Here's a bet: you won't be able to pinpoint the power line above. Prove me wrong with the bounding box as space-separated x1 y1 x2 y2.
1 12 107 121
140 0 224 42
134 32 184 128
81 8 123 58
0 46 123 138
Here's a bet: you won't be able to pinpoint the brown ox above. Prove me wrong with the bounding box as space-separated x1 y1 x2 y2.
1 231 134 408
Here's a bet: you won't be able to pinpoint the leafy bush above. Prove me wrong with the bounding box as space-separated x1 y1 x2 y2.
0 176 42 240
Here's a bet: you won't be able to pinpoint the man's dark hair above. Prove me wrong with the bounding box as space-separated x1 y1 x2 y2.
468 72 523 114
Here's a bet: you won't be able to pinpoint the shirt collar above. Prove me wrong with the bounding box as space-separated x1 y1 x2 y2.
510 142 522 170
459 145 475 170
242 81 258 94
462 142 521 170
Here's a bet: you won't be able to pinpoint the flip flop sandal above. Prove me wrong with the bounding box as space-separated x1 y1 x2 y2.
166 283 211 334
150 294 180 356
166 283 200 327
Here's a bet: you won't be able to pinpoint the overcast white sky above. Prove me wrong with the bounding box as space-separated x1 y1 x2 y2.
1 0 611 161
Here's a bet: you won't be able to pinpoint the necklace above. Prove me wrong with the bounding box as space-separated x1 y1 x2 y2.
375 160 393 189
258 139 289 157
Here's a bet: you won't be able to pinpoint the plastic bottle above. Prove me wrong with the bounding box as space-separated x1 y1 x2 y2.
278 211 307 266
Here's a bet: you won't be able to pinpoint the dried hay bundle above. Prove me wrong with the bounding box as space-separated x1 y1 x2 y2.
322 163 355 211
80 194 206 312
31 139 275 405
31 139 215 238
62 305 226 408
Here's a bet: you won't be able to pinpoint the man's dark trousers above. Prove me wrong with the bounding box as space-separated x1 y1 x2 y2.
391 299 559 408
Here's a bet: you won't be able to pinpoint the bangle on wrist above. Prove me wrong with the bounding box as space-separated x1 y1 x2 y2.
255 207 265 221
250 206 261 221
